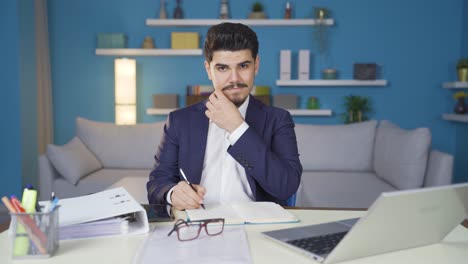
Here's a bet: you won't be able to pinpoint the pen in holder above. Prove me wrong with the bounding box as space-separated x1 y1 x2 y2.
9 206 60 259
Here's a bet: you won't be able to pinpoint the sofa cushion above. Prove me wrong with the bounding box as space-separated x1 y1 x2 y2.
373 120 431 190
295 120 377 171
46 137 102 185
295 171 396 208
52 169 149 199
76 117 165 169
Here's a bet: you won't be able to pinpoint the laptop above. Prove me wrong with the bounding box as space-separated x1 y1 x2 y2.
263 183 468 263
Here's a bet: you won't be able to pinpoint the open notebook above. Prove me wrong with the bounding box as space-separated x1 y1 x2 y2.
186 202 299 225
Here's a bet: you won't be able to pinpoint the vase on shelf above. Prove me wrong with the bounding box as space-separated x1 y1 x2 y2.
219 0 230 19
158 0 168 19
307 97 320 109
173 0 184 19
454 97 467 114
284 2 292 19
458 68 468 82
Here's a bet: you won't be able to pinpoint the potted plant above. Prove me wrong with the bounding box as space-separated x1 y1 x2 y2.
248 2 267 19
453 91 467 114
342 95 372 123
457 58 468 82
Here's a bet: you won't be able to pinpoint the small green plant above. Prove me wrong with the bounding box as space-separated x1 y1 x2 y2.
457 58 468 69
454 91 467 100
252 2 263 12
342 95 372 123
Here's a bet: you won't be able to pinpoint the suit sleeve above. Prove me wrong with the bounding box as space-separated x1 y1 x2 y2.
227 111 302 201
147 113 180 204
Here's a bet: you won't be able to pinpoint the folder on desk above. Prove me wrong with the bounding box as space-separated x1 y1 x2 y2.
40 187 149 240
186 202 299 225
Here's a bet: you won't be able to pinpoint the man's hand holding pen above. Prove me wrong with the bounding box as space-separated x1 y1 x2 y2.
171 181 206 210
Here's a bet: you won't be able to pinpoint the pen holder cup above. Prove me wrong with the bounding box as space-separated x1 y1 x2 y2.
9 207 60 259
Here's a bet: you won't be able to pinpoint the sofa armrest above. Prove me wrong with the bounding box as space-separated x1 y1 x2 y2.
424 150 453 187
38 154 59 201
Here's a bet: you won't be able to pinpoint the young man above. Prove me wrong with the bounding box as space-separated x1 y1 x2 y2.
147 23 302 210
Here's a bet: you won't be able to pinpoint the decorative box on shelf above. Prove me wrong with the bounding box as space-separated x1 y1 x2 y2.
274 94 298 109
171 32 199 49
153 94 179 108
97 33 127 48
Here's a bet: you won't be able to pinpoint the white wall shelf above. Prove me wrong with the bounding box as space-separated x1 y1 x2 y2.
146 19 334 27
146 108 332 116
146 108 174 115
276 79 388 87
442 82 468 89
287 109 332 116
442 113 468 123
95 48 202 56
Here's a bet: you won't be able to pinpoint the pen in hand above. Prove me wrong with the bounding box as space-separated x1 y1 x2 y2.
179 168 206 210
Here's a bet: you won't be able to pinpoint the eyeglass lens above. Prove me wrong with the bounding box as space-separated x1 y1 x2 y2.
178 223 201 241
205 221 223 235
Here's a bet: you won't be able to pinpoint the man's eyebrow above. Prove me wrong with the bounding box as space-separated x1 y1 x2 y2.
213 60 252 68
238 60 252 65
214 63 229 68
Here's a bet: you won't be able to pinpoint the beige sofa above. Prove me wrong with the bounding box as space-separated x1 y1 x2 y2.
294 120 453 208
39 118 453 208
39 117 164 201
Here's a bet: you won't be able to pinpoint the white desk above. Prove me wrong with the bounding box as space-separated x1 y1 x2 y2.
1 209 467 264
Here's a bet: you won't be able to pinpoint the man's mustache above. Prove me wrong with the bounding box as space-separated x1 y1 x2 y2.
222 83 248 90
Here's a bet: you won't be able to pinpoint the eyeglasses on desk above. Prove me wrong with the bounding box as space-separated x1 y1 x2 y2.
167 218 225 241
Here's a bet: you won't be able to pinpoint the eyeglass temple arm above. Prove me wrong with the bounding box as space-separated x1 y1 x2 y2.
167 219 188 236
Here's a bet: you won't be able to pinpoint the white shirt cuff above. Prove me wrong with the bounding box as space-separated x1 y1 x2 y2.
228 121 249 145
166 186 176 205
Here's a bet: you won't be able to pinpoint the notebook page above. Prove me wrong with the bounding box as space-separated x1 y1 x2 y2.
232 202 299 224
186 204 244 225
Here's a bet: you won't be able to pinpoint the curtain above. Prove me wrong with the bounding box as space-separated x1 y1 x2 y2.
35 0 54 154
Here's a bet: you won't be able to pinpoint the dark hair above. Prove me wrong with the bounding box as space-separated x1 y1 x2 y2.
203 23 259 62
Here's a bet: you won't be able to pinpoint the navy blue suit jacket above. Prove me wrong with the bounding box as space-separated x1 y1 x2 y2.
147 96 302 205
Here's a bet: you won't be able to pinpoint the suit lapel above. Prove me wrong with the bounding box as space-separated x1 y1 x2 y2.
245 96 267 136
189 102 209 184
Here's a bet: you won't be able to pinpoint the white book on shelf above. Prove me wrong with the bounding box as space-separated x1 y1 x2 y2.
280 50 291 80
298 50 310 80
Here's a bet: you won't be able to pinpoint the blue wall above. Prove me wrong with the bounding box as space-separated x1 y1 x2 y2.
0 0 22 197
0 0 466 197
462 0 468 57
18 0 38 189
454 0 468 183
47 1 464 177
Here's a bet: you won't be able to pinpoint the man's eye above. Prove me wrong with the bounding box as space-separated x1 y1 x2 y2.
240 63 249 69
217 66 227 72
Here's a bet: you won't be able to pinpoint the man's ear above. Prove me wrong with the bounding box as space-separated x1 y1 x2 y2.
204 60 212 80
254 55 260 76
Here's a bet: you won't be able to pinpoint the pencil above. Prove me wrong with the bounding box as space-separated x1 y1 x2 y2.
179 169 206 210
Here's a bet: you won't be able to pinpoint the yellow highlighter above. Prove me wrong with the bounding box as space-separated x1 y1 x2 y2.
13 186 37 256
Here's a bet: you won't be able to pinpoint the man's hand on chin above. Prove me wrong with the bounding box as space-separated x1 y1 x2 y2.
205 90 244 133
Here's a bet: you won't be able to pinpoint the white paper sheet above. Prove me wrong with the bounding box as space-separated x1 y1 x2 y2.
132 226 252 264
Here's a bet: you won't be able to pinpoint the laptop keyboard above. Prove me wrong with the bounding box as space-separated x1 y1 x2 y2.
286 231 348 256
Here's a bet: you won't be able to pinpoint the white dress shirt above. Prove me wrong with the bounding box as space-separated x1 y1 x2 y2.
166 96 254 205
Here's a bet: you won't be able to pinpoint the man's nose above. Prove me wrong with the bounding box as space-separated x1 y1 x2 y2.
229 69 240 82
